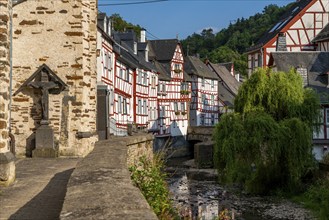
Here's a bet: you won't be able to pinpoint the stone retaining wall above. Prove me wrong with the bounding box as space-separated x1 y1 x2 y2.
60 134 157 220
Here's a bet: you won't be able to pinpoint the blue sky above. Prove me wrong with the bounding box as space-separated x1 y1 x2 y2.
98 0 295 40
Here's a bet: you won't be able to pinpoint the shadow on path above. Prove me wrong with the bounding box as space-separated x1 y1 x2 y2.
9 168 74 220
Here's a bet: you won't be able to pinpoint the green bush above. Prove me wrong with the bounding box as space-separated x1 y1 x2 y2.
129 155 177 219
294 179 329 220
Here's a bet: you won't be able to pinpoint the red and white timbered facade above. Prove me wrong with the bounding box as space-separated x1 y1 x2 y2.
133 68 159 130
147 71 159 131
247 0 329 75
185 56 220 126
113 59 133 135
156 43 191 137
190 77 219 126
96 19 116 139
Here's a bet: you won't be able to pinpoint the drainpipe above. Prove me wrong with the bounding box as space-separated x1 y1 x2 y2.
9 1 13 135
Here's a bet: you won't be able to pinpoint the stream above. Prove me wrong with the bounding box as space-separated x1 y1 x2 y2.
166 158 315 220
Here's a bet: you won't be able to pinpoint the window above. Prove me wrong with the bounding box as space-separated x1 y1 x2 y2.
123 98 127 114
181 102 185 112
143 72 148 85
174 102 178 112
107 54 112 70
181 82 188 91
125 69 129 82
201 94 207 105
160 106 166 118
200 114 205 125
211 80 214 88
138 71 142 84
174 63 180 70
211 114 215 125
143 100 147 114
138 99 142 114
258 54 262 67
118 96 122 113
151 76 156 88
202 78 205 87
119 68 123 79
211 95 215 105
326 108 329 125
161 83 166 93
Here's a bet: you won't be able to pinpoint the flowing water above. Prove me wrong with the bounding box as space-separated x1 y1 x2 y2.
166 158 314 220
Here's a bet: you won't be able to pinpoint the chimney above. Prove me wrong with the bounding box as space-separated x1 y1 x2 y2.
276 32 287 51
140 29 146 43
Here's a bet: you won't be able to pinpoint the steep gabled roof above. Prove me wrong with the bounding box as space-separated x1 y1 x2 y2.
218 82 236 107
184 56 219 80
207 62 240 96
148 39 180 61
113 32 157 72
271 52 329 104
152 61 171 81
313 24 329 43
247 0 313 52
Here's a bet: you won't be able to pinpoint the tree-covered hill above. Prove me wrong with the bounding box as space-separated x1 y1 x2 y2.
181 3 293 76
108 3 293 76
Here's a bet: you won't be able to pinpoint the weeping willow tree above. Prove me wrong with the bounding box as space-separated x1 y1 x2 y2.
214 68 321 194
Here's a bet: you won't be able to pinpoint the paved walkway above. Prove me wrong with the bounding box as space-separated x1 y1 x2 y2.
0 158 79 220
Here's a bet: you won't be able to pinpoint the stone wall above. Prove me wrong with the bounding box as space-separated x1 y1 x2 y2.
127 134 154 168
61 135 157 219
11 0 98 157
0 0 15 186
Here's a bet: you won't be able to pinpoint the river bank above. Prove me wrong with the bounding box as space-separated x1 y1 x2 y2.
165 158 315 220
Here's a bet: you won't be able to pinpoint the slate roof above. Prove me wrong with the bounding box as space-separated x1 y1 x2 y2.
113 31 157 73
271 52 329 104
218 82 236 107
152 61 171 81
148 39 180 61
313 24 329 43
207 62 240 96
184 56 219 80
247 0 313 52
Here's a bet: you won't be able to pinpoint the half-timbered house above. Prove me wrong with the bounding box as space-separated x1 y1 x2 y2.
113 31 159 133
97 13 115 139
246 0 329 76
148 40 191 138
184 56 220 126
269 52 329 160
206 61 241 114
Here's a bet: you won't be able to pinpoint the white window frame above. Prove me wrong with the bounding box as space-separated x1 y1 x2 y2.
181 102 185 112
138 99 142 114
174 102 178 112
118 96 122 113
143 100 147 114
123 98 127 114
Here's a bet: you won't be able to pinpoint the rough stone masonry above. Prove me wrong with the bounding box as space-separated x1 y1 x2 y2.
11 0 98 157
0 0 16 186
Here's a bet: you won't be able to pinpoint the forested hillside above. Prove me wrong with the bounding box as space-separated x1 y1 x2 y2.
181 3 293 76
109 3 293 76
